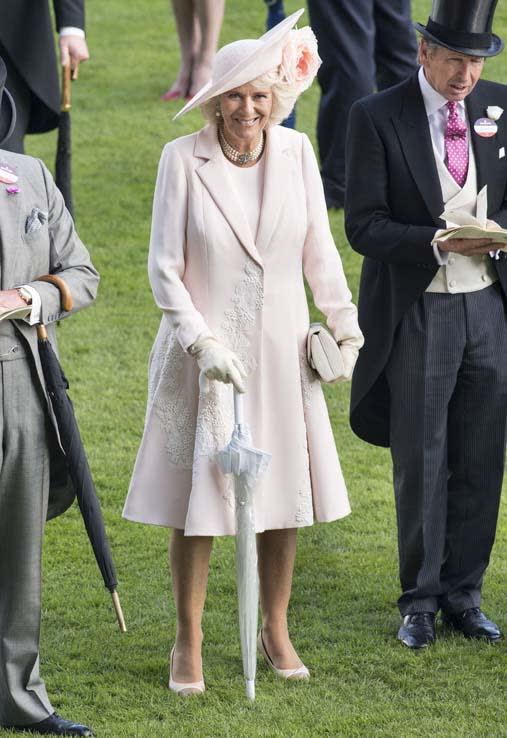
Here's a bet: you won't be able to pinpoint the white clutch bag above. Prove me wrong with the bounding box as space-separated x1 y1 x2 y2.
307 323 345 383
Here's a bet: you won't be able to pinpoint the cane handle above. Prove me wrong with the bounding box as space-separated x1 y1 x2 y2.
61 64 72 112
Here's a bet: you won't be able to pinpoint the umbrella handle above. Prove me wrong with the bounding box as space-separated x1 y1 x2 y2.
111 590 127 633
234 388 244 426
34 274 73 340
35 274 73 312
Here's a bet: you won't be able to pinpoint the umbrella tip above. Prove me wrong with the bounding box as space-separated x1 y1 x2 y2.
246 679 255 701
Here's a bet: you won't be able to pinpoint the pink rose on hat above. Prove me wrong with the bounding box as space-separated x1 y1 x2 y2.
280 27 321 92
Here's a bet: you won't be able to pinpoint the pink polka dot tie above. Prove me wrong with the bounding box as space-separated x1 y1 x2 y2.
445 101 468 187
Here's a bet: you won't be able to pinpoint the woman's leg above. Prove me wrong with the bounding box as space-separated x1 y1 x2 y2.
162 0 198 98
257 528 303 669
189 0 225 96
169 529 213 681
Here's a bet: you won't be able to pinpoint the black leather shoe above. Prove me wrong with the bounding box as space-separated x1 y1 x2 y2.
397 612 436 649
442 608 503 642
8 712 93 736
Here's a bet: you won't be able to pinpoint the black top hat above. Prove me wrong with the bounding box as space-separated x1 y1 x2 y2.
415 0 504 57
0 57 16 147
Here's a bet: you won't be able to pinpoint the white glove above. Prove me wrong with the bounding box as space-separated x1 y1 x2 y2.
330 344 358 384
190 337 247 393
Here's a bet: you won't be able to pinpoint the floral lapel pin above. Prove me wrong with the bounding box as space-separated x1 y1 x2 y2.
0 161 20 194
487 106 504 121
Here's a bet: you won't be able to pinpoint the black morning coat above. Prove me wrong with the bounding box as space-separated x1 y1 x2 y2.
345 71 507 448
0 0 84 133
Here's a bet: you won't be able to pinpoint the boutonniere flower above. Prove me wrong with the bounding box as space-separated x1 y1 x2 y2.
487 105 503 121
6 185 20 195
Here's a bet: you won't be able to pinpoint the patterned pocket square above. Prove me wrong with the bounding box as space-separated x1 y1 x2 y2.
25 207 48 234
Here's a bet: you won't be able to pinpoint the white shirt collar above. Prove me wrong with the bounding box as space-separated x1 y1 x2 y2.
418 66 466 118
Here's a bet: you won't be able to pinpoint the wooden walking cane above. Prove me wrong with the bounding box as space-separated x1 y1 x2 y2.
55 64 74 218
36 274 127 634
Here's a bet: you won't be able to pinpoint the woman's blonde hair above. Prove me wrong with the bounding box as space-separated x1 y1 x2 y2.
200 69 298 127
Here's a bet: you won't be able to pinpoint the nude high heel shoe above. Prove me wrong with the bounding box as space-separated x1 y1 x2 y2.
257 631 310 680
169 647 205 696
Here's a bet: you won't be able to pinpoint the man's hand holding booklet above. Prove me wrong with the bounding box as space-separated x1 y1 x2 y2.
0 289 31 322
432 185 507 255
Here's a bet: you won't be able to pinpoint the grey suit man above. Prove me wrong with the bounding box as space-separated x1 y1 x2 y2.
0 60 97 736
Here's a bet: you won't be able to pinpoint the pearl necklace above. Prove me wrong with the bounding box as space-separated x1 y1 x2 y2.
218 126 265 165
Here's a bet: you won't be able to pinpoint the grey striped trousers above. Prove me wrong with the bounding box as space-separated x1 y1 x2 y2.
0 321 54 726
385 283 507 616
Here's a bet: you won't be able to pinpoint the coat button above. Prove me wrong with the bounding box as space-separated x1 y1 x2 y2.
449 279 457 288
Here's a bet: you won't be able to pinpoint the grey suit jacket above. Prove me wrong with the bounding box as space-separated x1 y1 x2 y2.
0 149 99 518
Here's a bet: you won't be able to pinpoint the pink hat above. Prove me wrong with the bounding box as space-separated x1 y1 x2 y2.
174 9 306 120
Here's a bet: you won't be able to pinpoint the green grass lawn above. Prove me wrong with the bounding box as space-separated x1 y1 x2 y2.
6 1 507 736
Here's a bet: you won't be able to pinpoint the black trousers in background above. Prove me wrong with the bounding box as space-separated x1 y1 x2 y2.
307 0 417 207
385 285 507 616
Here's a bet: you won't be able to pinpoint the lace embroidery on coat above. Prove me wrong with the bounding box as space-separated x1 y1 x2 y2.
300 346 319 410
193 260 264 459
192 261 264 506
220 261 263 372
149 261 264 482
295 486 314 525
150 324 196 469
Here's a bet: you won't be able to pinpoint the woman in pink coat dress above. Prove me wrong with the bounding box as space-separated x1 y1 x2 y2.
123 9 363 695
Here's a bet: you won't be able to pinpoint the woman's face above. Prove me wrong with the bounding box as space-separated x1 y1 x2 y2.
218 84 273 150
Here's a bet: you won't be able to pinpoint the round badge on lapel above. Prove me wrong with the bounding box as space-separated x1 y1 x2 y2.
474 117 498 138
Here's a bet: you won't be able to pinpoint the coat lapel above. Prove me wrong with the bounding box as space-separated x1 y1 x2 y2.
195 125 263 267
466 85 499 194
255 126 291 253
391 74 445 227
0 158 23 289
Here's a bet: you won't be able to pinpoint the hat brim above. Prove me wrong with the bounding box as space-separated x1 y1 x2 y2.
415 22 504 58
174 8 305 120
0 88 16 147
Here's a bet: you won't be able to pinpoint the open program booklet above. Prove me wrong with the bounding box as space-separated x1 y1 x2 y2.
432 185 507 246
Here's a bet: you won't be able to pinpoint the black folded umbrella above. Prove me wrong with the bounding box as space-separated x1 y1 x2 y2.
55 64 73 218
36 274 126 632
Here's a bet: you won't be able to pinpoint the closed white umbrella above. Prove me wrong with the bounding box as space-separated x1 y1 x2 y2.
217 389 271 701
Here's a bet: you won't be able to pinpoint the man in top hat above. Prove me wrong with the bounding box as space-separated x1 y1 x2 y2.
346 0 507 648
0 0 89 153
0 58 98 734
